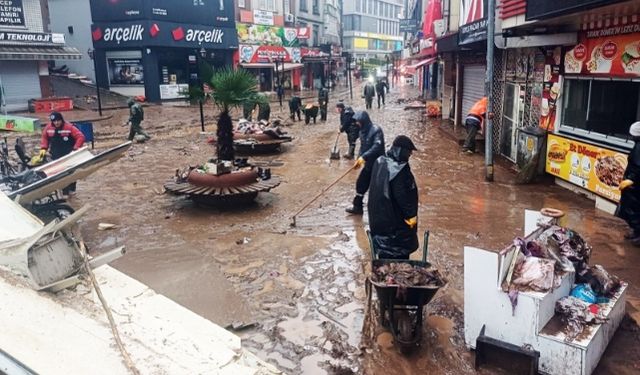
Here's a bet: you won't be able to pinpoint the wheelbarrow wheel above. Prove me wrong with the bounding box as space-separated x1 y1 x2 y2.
395 310 420 354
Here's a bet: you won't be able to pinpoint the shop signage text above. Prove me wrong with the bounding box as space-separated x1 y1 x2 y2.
0 31 65 45
0 0 25 27
90 0 234 28
239 44 301 63
237 23 299 47
459 18 487 45
399 19 418 33
564 20 640 78
253 10 274 26
92 21 238 49
545 133 627 202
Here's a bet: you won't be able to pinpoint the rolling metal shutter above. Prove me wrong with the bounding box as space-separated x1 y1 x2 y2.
0 61 41 112
461 65 486 118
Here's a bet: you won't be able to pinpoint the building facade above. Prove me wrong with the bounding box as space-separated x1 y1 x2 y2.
342 0 404 59
89 0 238 102
0 0 81 111
48 0 94 81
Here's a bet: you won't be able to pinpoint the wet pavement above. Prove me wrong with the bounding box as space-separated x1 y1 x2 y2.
8 82 640 374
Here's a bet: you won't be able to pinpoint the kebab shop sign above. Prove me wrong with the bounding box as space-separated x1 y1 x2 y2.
564 21 640 77
545 134 627 202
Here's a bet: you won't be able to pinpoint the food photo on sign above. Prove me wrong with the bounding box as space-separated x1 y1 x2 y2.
546 134 627 202
108 58 144 85
564 22 640 77
539 47 562 131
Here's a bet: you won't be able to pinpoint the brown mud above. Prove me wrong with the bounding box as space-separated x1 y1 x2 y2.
8 83 640 374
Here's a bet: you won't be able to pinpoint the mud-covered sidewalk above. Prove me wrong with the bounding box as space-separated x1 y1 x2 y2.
10 83 639 374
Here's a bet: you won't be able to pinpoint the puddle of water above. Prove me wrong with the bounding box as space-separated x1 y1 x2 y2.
278 305 325 348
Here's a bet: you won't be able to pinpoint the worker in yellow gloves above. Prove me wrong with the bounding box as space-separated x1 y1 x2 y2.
367 135 419 260
617 122 640 245
346 111 385 215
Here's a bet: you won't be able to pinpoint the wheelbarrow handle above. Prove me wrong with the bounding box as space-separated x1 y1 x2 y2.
422 230 429 263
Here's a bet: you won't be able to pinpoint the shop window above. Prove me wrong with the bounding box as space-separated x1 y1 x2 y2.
561 78 640 144
313 0 320 14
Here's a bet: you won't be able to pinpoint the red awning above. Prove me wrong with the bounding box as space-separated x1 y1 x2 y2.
407 57 436 70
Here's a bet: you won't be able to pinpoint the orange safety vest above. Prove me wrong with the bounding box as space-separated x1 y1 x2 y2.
467 97 488 130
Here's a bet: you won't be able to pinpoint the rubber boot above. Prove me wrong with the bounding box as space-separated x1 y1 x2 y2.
343 145 355 159
345 195 364 215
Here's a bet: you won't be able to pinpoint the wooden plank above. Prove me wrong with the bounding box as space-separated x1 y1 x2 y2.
221 187 231 195
202 186 216 195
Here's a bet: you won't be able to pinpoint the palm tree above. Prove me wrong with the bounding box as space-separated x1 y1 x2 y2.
208 68 259 161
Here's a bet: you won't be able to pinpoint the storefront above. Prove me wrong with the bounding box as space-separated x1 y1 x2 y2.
90 0 237 102
0 0 81 111
544 17 640 207
236 22 307 92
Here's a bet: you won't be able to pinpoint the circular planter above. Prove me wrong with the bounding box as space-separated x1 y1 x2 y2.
233 132 274 141
186 169 259 188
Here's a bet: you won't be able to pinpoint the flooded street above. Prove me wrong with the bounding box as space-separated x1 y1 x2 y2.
27 83 639 374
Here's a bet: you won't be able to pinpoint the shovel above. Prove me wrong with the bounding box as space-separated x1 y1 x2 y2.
330 133 341 160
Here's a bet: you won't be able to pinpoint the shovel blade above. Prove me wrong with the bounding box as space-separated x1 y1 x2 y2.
330 150 340 160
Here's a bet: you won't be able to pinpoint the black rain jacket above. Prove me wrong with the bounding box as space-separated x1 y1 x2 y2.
354 111 384 165
368 146 419 259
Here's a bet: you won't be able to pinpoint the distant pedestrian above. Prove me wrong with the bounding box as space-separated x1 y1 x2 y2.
336 101 358 159
462 97 492 154
368 135 419 259
289 95 302 121
363 81 375 110
318 87 329 121
127 98 150 141
617 122 640 245
276 85 284 108
346 111 385 215
40 111 85 195
375 79 388 108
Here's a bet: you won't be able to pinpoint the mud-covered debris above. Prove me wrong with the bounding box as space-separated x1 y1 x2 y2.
236 237 251 245
97 223 117 231
335 231 350 242
372 262 446 288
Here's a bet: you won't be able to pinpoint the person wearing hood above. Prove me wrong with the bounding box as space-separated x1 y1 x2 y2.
127 98 150 141
346 110 385 214
617 122 640 245
368 135 419 259
363 81 376 110
336 101 358 159
39 111 86 195
318 87 329 121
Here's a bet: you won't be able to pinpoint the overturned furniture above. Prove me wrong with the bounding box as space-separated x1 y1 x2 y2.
0 192 124 292
464 210 626 375
9 142 131 206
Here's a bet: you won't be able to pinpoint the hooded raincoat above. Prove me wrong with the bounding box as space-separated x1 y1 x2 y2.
617 140 640 232
367 145 419 259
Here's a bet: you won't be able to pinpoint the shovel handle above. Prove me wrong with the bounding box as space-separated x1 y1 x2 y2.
291 164 357 220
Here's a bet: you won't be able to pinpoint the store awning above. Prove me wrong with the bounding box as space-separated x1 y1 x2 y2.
0 46 82 60
240 62 303 71
407 57 436 70
281 63 304 71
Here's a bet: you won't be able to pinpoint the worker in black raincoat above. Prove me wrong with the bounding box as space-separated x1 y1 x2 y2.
363 81 376 110
336 101 358 159
617 122 640 245
346 110 385 215
289 95 302 121
318 87 329 121
368 135 419 259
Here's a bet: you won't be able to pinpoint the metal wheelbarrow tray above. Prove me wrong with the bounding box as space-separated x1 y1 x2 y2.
367 230 447 352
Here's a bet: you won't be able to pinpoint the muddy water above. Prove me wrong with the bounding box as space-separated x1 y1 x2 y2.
22 83 636 374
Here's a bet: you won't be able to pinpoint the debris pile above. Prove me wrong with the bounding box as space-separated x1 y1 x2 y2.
555 296 608 341
372 262 445 288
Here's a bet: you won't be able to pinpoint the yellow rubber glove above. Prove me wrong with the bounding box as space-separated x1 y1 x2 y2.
404 216 417 229
354 157 365 169
39 149 47 159
619 179 634 190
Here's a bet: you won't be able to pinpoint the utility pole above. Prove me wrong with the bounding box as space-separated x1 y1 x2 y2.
485 0 495 181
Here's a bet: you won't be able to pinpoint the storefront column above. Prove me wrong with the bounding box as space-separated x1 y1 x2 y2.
142 48 161 102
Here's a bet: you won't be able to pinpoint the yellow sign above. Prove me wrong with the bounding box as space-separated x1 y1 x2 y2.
546 134 628 202
354 38 368 49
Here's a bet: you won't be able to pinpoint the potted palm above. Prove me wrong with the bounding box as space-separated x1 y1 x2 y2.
164 68 281 205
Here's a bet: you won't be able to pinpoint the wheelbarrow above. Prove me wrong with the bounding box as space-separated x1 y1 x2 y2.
367 230 446 353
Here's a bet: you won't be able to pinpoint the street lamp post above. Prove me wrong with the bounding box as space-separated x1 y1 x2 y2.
198 47 206 132
87 49 102 116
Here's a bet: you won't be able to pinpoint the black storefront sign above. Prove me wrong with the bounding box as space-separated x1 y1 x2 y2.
399 19 418 33
91 21 238 49
90 0 234 28
0 0 25 27
526 0 627 21
459 18 488 46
